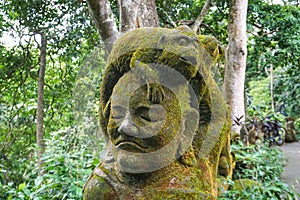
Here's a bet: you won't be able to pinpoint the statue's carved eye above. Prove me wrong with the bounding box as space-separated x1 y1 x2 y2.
178 37 189 46
136 105 166 122
136 106 152 122
111 106 126 119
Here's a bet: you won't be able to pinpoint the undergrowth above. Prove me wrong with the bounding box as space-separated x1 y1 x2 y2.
219 141 300 200
1 129 299 199
0 128 101 200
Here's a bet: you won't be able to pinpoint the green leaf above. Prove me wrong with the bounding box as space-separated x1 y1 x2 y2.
18 182 26 190
35 176 43 187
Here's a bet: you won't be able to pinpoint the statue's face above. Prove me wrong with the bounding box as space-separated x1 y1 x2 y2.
108 83 181 154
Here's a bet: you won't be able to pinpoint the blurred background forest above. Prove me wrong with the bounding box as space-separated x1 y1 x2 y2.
0 0 299 199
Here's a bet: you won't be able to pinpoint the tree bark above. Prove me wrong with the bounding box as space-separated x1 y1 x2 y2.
86 0 119 52
37 33 46 176
224 0 248 133
137 0 159 28
119 0 140 31
119 0 159 32
192 0 212 33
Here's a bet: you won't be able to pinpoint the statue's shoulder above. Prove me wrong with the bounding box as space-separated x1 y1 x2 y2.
83 165 119 200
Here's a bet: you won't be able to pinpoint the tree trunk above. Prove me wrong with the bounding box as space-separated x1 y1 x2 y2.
119 0 140 31
224 0 248 133
37 33 47 176
86 0 119 52
119 0 159 32
136 0 159 28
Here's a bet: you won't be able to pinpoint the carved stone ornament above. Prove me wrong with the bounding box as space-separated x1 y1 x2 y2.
83 26 232 200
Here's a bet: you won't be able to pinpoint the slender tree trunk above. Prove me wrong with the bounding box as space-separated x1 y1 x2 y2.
37 33 47 176
270 64 275 112
191 0 212 33
224 0 248 133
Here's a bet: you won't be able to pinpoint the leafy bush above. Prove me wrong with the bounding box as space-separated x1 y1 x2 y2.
219 142 299 199
0 128 102 199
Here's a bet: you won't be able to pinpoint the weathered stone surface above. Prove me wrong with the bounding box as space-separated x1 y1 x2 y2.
83 26 232 199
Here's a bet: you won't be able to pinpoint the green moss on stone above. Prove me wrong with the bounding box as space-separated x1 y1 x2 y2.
231 179 262 191
84 26 233 200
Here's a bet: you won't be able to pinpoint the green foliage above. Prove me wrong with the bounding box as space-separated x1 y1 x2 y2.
247 65 300 118
157 0 199 23
0 128 102 199
273 66 300 117
231 142 283 181
156 0 229 41
219 142 299 199
247 77 271 114
246 1 300 117
0 0 102 187
73 48 106 137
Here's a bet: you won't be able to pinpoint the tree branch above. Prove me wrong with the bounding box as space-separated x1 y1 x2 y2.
201 23 219 39
192 0 212 33
157 7 177 28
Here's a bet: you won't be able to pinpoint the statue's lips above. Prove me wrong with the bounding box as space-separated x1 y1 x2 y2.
115 141 148 153
180 56 197 66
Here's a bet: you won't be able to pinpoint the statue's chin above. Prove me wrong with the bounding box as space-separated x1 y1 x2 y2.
115 150 176 174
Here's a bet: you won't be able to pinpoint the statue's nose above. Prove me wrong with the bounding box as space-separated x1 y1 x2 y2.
117 114 139 136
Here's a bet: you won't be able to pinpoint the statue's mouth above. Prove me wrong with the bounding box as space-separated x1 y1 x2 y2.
180 56 197 66
115 140 148 153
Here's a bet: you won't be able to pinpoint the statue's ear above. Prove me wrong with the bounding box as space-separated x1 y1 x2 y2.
198 35 224 67
183 108 199 138
157 35 166 49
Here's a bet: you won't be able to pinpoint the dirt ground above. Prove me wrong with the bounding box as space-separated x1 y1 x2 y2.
280 141 300 195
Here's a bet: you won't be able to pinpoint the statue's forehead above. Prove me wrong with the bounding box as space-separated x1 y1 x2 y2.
111 73 137 98
107 27 199 64
111 72 150 106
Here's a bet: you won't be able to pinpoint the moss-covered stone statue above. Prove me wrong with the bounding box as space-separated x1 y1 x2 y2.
83 26 233 199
